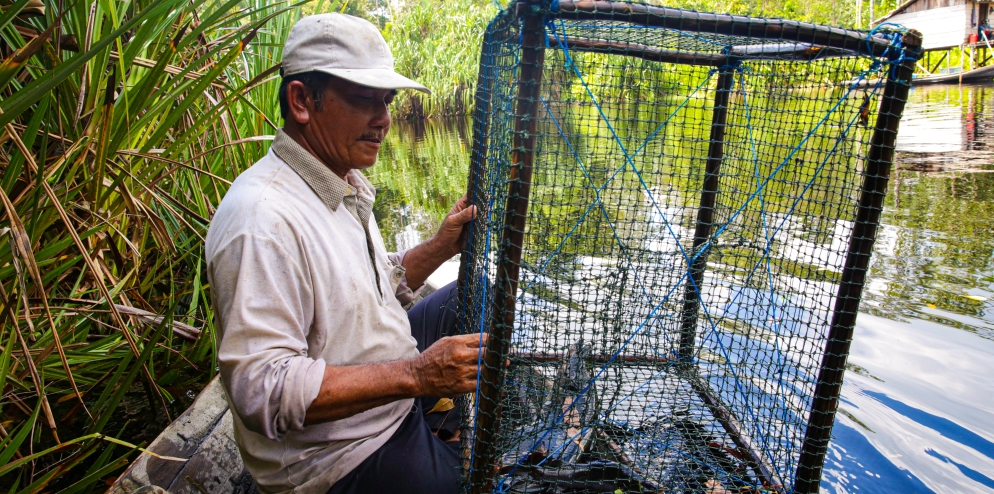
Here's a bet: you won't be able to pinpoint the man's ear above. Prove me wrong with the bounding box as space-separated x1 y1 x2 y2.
286 80 312 126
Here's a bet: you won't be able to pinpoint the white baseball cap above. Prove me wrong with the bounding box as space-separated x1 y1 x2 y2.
281 13 430 94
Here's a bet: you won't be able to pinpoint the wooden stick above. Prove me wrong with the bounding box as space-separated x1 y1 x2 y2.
469 2 549 491
555 0 895 58
793 29 921 493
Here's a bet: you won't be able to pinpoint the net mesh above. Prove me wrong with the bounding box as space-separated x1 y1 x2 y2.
456 3 917 492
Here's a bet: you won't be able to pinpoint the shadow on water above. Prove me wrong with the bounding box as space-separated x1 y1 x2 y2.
370 83 994 493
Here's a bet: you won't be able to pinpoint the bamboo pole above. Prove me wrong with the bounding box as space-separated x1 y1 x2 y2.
793 30 921 493
679 65 736 360
468 1 549 491
554 1 896 57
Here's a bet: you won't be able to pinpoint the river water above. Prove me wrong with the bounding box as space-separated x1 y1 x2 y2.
368 83 994 493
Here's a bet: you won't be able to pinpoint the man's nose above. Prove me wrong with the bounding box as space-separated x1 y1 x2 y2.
370 101 391 129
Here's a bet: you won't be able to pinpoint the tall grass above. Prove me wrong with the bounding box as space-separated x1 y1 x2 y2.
0 1 316 490
385 0 497 119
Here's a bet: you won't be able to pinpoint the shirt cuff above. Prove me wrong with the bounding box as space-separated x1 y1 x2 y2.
277 357 326 437
388 249 425 308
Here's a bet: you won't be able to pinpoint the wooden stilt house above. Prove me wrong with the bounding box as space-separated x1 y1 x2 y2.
876 0 994 82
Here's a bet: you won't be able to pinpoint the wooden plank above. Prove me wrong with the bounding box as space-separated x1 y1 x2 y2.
887 5 968 50
166 411 246 494
109 377 232 493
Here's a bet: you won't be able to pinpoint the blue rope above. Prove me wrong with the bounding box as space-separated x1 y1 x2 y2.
685 74 888 484
739 67 794 474
530 96 678 350
546 19 717 311
540 31 785 464
500 79 878 484
518 70 716 301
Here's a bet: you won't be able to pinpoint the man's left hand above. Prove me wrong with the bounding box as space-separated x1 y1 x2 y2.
428 195 477 258
401 196 477 289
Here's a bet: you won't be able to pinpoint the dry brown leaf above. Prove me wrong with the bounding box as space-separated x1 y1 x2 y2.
426 397 456 415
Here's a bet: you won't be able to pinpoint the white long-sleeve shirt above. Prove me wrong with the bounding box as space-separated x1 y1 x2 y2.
205 131 421 493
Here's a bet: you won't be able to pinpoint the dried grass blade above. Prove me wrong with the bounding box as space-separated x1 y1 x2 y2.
0 184 87 417
117 149 233 185
0 8 59 90
185 134 275 164
113 304 200 340
0 114 172 421
0 282 58 439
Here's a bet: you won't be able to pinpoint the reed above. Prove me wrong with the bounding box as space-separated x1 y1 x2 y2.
0 1 309 490
385 0 497 119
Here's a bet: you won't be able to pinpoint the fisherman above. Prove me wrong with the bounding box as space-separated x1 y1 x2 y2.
205 13 485 494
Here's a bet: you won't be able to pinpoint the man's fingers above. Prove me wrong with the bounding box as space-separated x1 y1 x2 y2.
449 195 469 215
449 204 476 225
457 333 488 347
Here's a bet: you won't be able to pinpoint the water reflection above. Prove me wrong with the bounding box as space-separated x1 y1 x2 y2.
370 83 994 493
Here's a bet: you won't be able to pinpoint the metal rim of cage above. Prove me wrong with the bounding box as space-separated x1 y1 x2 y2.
548 0 918 59
458 2 922 493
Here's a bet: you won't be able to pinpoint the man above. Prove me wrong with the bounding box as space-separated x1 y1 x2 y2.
205 13 485 494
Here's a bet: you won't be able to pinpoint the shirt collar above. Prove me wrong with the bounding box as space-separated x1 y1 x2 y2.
270 129 376 212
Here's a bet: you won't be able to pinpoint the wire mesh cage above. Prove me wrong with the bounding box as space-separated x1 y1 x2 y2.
455 1 921 492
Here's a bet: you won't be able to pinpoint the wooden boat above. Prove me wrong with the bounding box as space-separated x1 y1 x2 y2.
911 64 994 85
108 377 257 494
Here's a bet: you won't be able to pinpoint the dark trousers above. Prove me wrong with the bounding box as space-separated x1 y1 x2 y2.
328 281 463 494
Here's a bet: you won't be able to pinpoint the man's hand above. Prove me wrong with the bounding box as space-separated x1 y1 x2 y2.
304 333 488 425
401 196 477 288
430 195 477 259
409 333 488 397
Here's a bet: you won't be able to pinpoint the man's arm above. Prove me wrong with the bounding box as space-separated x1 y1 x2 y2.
401 195 476 289
304 333 487 424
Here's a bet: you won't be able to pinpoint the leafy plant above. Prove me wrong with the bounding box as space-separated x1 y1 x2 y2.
0 0 308 490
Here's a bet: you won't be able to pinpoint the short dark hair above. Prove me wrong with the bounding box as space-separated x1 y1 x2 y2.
278 71 334 119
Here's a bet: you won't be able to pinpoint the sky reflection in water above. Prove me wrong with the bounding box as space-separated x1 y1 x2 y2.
369 83 994 493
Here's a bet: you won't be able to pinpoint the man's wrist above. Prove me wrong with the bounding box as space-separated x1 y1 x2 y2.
425 235 459 261
402 357 424 397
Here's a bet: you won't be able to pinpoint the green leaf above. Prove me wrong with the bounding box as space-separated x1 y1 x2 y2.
0 401 40 467
58 451 132 494
0 0 32 32
0 0 174 129
0 324 16 394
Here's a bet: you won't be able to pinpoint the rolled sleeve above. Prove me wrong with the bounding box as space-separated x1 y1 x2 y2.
209 233 325 440
388 249 424 307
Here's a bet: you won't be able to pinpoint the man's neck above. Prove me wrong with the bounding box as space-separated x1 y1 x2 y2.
283 126 350 180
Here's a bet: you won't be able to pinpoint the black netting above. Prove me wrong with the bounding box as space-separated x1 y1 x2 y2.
456 2 919 493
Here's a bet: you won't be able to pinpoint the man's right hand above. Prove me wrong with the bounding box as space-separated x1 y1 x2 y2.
409 333 488 397
304 333 488 425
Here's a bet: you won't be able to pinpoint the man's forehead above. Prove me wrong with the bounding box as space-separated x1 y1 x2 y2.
328 76 398 96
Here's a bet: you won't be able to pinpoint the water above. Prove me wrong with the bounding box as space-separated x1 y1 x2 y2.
368 83 994 493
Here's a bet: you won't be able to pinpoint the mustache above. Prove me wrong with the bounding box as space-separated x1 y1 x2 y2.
359 132 384 142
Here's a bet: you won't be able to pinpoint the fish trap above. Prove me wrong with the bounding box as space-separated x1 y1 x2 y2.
455 1 920 493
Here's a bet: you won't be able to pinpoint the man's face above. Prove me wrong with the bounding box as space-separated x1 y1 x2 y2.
289 76 397 177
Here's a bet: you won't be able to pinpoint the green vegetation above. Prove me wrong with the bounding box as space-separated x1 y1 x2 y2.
384 0 497 118
0 0 294 490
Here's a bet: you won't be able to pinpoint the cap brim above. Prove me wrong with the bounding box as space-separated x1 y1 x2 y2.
315 68 431 94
